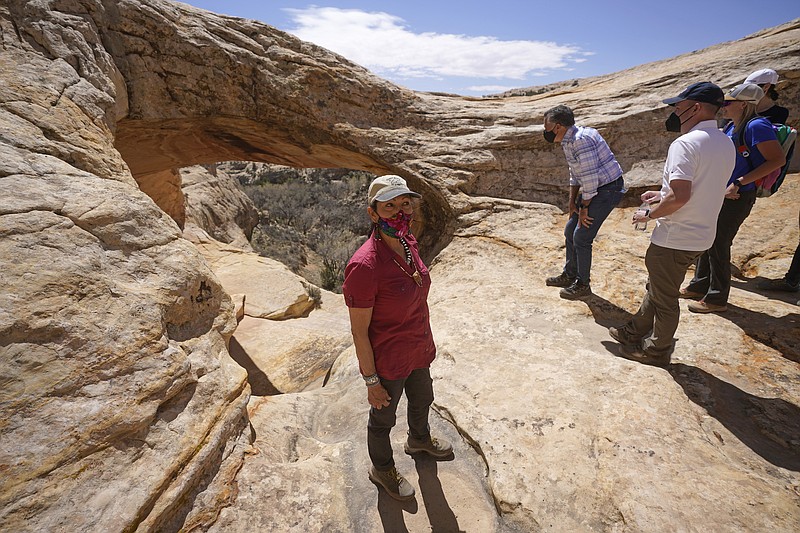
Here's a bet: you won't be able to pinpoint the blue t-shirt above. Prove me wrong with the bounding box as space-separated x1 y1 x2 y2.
724 117 777 190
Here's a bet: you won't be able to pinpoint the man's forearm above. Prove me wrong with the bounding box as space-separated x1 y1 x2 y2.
569 185 580 203
650 189 687 218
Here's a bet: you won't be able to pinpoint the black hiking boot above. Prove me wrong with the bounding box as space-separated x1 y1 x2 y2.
546 272 576 287
559 280 592 300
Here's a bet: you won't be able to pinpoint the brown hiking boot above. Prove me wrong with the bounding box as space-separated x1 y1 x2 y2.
608 326 641 347
404 435 453 459
618 344 671 368
369 466 415 501
687 300 727 313
679 287 704 299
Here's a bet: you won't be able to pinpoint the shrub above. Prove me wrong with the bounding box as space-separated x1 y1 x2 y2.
238 165 374 292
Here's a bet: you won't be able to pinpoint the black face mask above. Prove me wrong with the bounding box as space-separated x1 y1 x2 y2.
665 104 695 133
543 128 557 143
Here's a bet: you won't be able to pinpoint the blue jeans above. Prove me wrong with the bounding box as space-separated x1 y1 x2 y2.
563 177 625 284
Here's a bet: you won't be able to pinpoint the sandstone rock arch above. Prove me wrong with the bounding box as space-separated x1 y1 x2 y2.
105 0 458 258
106 4 800 261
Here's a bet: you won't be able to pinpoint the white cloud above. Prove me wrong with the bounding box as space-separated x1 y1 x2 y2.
285 7 584 80
467 85 518 94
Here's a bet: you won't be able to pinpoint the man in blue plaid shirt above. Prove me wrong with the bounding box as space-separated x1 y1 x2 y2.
543 105 625 299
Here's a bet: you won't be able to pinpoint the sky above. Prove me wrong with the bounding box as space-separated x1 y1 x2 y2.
182 1 799 96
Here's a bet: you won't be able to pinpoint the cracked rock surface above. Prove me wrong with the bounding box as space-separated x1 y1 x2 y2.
194 177 800 532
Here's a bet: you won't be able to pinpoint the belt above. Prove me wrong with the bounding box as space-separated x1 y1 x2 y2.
598 175 624 189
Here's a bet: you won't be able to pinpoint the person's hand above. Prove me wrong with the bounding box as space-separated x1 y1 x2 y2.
724 183 740 200
641 190 662 204
367 384 391 409
632 209 649 225
568 199 578 217
579 208 593 228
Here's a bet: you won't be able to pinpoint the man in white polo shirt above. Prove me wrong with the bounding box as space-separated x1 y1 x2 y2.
608 82 736 367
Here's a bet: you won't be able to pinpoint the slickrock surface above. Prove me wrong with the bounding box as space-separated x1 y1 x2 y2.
427 180 800 531
202 176 800 532
1 0 799 530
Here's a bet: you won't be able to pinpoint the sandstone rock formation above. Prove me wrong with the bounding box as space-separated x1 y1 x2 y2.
1 0 799 531
182 165 259 249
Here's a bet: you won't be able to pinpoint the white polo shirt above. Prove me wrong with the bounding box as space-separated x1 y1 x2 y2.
651 120 735 252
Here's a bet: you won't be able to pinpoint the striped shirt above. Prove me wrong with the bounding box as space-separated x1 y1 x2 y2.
561 125 623 200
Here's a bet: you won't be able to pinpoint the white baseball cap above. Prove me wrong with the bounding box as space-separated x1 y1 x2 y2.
744 68 778 85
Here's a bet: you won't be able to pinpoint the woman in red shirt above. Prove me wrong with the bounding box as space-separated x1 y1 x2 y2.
342 175 452 501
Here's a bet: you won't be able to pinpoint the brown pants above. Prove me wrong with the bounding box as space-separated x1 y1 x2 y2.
624 243 702 356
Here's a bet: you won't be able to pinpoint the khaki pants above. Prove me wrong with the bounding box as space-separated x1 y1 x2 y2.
625 243 702 356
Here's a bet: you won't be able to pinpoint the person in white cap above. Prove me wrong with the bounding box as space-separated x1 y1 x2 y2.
342 175 453 502
680 83 786 313
745 68 797 298
744 68 789 124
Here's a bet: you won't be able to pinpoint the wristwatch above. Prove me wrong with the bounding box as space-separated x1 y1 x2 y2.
734 178 744 188
363 373 380 387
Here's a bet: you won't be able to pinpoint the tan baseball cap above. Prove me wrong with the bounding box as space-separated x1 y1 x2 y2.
367 175 421 204
724 83 764 103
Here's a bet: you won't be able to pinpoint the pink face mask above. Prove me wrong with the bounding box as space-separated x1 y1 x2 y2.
378 210 412 238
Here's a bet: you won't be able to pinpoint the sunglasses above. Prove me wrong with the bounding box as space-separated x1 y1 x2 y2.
722 101 739 107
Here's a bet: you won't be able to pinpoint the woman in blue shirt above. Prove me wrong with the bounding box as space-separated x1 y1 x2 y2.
681 83 786 313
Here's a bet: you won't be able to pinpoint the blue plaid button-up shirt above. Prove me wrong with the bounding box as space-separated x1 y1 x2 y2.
561 125 623 200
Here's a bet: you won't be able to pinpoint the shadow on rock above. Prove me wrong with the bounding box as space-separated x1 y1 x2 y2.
731 276 800 306
228 336 282 396
710 302 800 363
585 294 633 328
669 363 800 472
376 489 418 533
412 455 464 533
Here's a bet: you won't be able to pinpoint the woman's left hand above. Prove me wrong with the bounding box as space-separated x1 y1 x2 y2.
367 384 391 409
724 183 740 200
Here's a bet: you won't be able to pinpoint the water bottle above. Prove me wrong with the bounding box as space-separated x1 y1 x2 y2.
634 202 649 231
